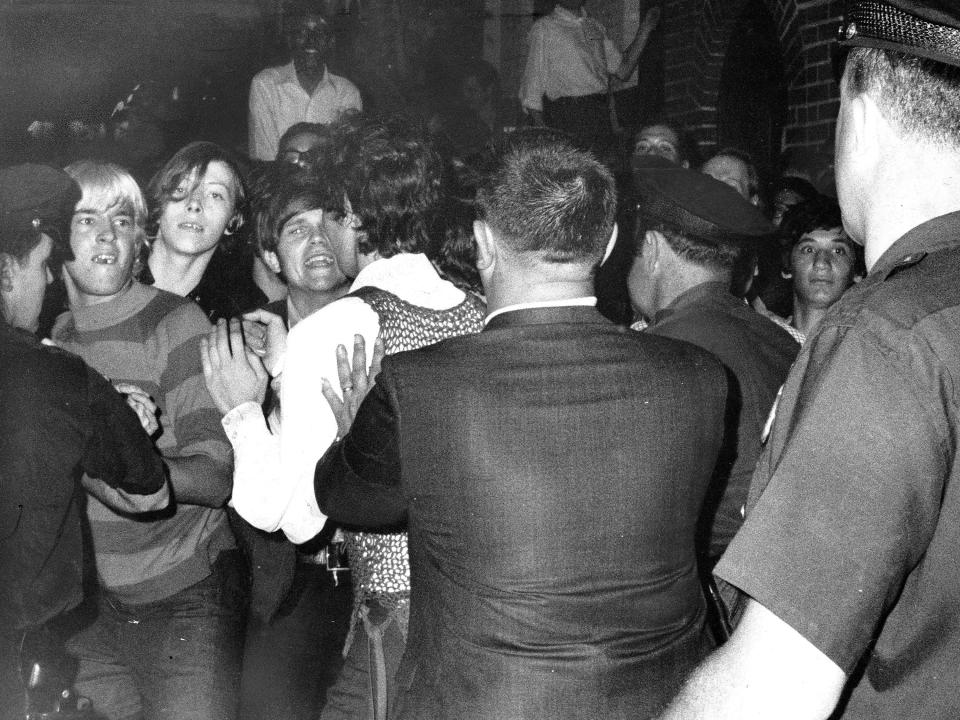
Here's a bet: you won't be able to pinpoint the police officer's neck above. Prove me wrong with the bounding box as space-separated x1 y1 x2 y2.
859 143 960 271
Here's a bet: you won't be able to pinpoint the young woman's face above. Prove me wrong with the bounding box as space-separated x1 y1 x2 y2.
157 160 238 258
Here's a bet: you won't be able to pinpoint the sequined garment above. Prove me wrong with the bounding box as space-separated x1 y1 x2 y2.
344 285 486 627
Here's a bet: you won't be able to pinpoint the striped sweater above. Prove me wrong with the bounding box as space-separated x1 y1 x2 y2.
53 281 234 604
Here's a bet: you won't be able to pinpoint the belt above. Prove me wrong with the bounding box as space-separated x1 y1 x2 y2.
298 540 349 585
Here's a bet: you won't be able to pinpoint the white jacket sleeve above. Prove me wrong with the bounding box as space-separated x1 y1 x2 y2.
276 297 381 544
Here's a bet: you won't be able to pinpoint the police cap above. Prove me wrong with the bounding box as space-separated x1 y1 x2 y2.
634 166 774 247
838 1 960 68
0 164 80 247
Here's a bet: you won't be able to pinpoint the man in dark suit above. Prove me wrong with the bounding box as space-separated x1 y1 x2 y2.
314 135 730 719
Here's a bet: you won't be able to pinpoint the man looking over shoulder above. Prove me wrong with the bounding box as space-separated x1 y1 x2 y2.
660 2 960 718
314 134 730 719
0 165 167 719
249 2 362 161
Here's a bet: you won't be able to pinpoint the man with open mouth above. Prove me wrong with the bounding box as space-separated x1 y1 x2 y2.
52 160 241 720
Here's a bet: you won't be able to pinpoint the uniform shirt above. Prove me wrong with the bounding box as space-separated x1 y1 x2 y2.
248 62 362 161
0 321 164 632
519 5 621 112
647 281 798 562
717 210 960 719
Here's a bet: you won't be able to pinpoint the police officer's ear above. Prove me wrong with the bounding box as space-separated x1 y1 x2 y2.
639 229 664 271
843 86 887 169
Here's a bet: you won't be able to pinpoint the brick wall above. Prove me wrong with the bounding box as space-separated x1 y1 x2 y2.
662 0 844 159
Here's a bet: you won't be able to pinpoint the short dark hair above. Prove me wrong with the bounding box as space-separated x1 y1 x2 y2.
846 47 960 147
778 196 864 276
281 1 329 28
253 162 344 257
648 223 743 273
333 116 444 258
633 120 702 169
146 141 248 246
476 133 616 263
278 122 328 154
779 196 846 250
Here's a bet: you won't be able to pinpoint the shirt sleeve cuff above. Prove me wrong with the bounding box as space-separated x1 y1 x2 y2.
222 401 269 445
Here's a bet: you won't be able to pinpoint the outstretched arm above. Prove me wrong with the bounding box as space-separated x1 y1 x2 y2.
659 600 846 720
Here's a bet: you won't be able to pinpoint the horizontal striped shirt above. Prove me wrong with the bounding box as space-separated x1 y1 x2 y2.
53 282 234 603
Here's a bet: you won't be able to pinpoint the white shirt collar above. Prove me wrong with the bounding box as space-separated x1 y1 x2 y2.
484 296 597 326
349 253 464 310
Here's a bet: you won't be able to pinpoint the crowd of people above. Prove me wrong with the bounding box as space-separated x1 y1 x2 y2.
3 0 960 719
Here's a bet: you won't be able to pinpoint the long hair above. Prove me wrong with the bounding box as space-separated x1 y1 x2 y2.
145 141 249 249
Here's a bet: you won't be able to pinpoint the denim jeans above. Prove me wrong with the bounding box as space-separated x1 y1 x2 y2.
319 600 408 720
65 550 244 720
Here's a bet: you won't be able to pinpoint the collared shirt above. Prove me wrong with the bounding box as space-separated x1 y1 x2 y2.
225 253 466 544
716 210 960 719
484 296 597 326
519 6 621 112
248 62 362 161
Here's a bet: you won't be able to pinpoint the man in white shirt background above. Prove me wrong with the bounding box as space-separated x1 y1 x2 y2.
248 1 362 162
519 0 660 152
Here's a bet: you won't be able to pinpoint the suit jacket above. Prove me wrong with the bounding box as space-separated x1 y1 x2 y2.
646 282 799 563
316 305 729 720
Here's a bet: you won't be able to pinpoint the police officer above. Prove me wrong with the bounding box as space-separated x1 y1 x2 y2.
660 3 960 718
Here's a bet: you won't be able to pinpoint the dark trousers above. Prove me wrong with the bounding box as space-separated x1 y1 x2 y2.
239 562 352 720
65 551 245 720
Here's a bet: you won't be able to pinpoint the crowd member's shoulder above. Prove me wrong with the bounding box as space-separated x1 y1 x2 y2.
138 284 213 345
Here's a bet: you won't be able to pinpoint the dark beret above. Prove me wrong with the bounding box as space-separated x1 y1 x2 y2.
0 164 80 240
838 1 960 68
634 166 774 246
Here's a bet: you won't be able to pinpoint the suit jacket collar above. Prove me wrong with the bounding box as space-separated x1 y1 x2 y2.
483 304 610 331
